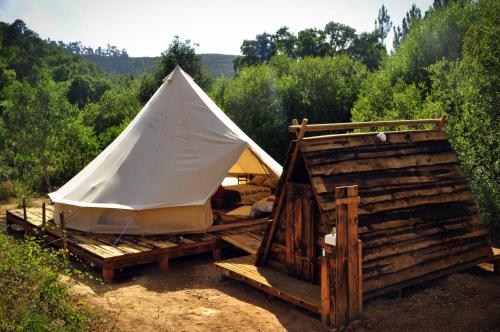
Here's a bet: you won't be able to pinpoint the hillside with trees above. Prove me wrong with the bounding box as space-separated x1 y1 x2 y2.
0 0 497 239
57 41 236 77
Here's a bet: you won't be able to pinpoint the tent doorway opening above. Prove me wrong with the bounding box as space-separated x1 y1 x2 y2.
211 148 279 225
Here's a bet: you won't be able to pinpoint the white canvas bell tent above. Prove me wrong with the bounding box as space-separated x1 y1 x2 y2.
48 66 282 235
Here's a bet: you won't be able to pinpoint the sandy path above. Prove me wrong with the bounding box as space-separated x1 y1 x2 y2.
2 201 500 331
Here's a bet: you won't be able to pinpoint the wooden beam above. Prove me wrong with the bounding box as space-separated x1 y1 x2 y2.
59 212 69 258
41 202 47 244
288 118 441 133
291 119 299 138
437 114 448 130
22 197 29 236
258 119 308 265
335 186 348 327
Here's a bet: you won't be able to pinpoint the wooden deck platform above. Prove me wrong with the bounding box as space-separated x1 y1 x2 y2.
218 228 263 255
215 255 321 314
6 206 267 281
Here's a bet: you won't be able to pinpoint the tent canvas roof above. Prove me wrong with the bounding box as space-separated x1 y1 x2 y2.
49 66 282 210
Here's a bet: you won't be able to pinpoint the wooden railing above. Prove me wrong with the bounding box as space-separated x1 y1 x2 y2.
289 115 447 137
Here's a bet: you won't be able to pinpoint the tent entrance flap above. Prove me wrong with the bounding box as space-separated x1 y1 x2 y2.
227 148 271 176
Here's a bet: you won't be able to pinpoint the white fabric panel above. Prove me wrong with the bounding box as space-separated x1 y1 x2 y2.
48 66 281 210
48 66 282 234
53 202 213 235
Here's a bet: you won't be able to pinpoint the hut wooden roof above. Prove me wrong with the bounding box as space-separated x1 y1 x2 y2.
259 123 492 297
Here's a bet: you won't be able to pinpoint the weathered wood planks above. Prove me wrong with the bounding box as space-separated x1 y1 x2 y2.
215 255 321 314
258 128 491 300
6 207 266 281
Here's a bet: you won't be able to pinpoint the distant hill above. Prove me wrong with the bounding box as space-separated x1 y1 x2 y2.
82 53 236 78
200 54 236 78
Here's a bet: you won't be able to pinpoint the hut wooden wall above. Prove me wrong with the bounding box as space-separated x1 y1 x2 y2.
299 130 491 295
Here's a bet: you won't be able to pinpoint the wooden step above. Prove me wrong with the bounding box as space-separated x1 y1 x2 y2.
216 255 321 313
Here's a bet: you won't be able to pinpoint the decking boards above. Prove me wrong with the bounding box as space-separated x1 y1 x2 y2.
218 228 264 255
5 206 267 280
215 255 321 313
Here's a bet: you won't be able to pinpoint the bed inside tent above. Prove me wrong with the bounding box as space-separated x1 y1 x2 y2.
213 147 278 224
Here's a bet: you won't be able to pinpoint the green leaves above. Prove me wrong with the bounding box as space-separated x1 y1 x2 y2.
352 0 500 243
0 232 95 331
212 56 367 163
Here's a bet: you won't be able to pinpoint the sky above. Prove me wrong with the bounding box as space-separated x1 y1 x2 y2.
0 0 434 57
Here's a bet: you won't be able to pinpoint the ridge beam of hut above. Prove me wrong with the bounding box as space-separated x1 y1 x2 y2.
288 115 447 134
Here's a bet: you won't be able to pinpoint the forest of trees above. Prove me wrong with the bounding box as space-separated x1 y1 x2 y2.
0 0 498 240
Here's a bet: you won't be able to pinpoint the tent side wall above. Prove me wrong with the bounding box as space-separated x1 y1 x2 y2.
53 202 213 235
259 129 492 296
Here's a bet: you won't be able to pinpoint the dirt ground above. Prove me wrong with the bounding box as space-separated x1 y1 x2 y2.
2 199 500 331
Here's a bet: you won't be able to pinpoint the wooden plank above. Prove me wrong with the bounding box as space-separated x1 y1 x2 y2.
220 233 261 255
362 227 488 262
357 239 363 314
289 118 442 133
365 256 486 300
258 119 308 265
300 130 448 153
310 152 459 176
363 238 489 279
305 140 453 166
321 256 330 324
335 187 348 327
216 255 321 313
207 218 268 232
312 164 465 195
346 186 361 321
363 245 491 292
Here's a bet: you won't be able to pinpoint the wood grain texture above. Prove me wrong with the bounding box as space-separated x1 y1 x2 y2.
259 129 490 299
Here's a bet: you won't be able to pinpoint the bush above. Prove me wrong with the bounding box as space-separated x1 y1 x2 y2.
0 232 95 331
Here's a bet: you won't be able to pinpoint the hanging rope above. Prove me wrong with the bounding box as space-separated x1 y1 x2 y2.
113 217 135 246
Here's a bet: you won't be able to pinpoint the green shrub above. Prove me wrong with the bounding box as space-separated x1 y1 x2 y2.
0 232 95 331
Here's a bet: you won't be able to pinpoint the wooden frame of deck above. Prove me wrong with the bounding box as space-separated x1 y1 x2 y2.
6 205 267 281
216 255 321 314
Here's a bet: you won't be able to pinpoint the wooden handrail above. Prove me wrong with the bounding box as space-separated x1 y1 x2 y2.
288 117 446 133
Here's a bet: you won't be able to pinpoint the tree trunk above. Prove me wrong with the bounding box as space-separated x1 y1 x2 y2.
41 155 53 193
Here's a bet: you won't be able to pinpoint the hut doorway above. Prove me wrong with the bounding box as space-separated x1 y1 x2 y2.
285 183 317 282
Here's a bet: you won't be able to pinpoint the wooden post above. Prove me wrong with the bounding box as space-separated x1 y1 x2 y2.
437 114 448 130
59 212 69 258
346 186 361 321
158 258 169 272
212 247 222 262
102 267 114 282
321 185 362 328
291 118 299 137
321 244 336 326
41 202 46 242
335 187 349 327
22 197 29 236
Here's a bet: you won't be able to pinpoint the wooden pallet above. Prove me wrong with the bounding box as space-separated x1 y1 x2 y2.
215 255 321 314
6 206 267 281
218 228 264 255
492 247 500 274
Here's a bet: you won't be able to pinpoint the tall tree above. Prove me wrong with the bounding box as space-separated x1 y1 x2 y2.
273 27 296 57
234 33 276 72
324 22 356 54
139 36 211 103
375 5 392 45
296 28 329 58
393 4 422 49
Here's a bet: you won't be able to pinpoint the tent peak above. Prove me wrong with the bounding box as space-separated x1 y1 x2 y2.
163 65 183 83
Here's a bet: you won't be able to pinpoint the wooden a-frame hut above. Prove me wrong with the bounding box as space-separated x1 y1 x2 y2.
218 117 496 328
